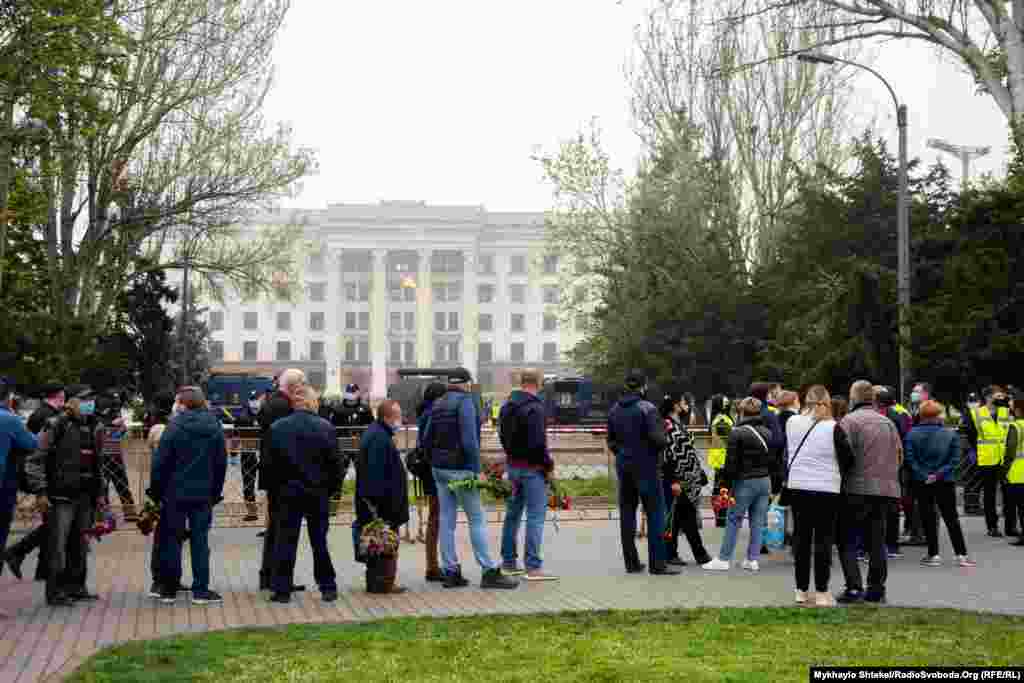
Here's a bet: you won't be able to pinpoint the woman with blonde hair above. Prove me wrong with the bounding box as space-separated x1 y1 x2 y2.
784 385 853 607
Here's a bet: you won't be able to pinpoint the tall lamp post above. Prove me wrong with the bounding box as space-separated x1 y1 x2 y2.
926 138 990 192
797 52 910 402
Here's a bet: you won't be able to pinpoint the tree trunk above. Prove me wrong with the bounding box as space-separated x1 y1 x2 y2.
0 96 14 296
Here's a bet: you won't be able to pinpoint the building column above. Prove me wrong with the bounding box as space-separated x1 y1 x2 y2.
462 245 478 380
416 248 433 367
370 248 388 401
325 247 343 395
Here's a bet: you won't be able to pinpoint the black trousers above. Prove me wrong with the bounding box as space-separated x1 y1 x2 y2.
259 490 278 586
980 465 1014 532
271 493 337 594
789 489 840 593
103 454 135 506
1006 484 1024 536
616 464 667 571
46 494 93 598
911 481 968 557
837 494 889 594
662 482 711 564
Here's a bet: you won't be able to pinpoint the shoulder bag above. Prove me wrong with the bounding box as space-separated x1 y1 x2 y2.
778 419 820 507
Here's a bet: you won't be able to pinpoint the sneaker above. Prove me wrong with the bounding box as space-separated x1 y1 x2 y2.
836 589 864 604
741 559 759 572
268 592 290 604
322 590 338 603
480 568 519 589
649 565 683 576
857 552 868 564
702 558 730 572
1005 529 1020 537
666 556 687 567
148 583 161 599
525 571 559 582
625 563 647 574
920 555 942 567
887 549 904 559
955 555 977 568
191 590 223 605
814 591 837 608
501 564 527 576
68 590 99 602
864 590 887 604
794 589 808 605
159 592 177 605
442 568 470 589
425 570 445 583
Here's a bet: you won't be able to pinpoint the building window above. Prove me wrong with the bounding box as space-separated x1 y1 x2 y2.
345 312 357 330
277 311 291 331
478 342 493 363
510 254 526 275
511 313 525 333
243 311 258 330
509 284 526 305
434 341 460 363
435 311 460 332
276 341 291 361
345 281 370 302
358 341 369 362
390 311 402 331
543 342 558 362
390 341 402 363
358 311 369 330
479 369 494 389
479 313 493 332
308 252 325 273
542 286 560 305
210 341 224 361
310 341 325 361
341 251 372 272
404 341 415 363
309 282 326 302
309 312 325 331
209 311 224 332
478 284 494 304
434 281 462 302
543 254 559 275
543 314 557 332
478 253 495 275
243 341 258 361
404 311 415 331
344 340 356 362
510 342 525 362
308 369 325 390
431 251 464 274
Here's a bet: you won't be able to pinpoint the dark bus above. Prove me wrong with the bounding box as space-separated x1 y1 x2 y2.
540 376 619 426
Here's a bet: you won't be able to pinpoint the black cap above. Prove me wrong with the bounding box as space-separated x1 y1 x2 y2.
447 367 472 385
624 369 646 390
875 386 896 406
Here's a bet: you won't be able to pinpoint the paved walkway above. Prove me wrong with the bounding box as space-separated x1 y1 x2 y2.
0 515 1021 682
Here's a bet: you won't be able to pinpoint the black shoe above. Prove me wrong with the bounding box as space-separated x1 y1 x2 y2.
257 530 266 538
269 592 291 604
864 590 887 604
988 528 1004 538
625 563 647 574
259 579 270 591
480 568 519 589
68 590 99 602
243 514 259 522
290 584 306 592
4 553 23 581
443 567 470 589
903 536 928 546
1005 529 1020 537
1009 538 1024 547
425 570 445 583
322 591 338 603
761 545 771 555
666 557 688 567
836 589 864 604
46 595 74 607
650 565 683 576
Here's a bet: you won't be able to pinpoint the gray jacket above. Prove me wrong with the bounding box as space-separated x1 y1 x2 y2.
839 404 903 498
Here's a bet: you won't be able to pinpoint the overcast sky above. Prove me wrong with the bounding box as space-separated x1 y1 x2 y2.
262 1 1011 212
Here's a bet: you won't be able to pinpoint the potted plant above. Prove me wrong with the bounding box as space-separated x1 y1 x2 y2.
358 504 401 594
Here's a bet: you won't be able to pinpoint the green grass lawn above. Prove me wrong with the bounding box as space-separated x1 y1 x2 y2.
68 608 1022 683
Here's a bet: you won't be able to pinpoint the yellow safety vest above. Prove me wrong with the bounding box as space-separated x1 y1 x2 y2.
708 414 733 470
892 404 910 417
1008 421 1024 484
768 405 779 414
972 406 1007 467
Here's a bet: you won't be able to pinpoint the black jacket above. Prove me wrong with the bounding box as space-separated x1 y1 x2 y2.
499 390 551 469
721 416 779 490
268 409 342 498
356 420 410 528
608 393 667 479
25 414 104 500
257 391 293 491
27 402 60 435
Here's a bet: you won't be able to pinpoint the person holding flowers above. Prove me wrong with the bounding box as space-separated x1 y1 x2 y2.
659 390 712 567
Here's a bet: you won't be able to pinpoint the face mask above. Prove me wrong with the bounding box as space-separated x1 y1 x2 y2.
249 401 260 412
910 392 921 404
994 398 1010 408
79 401 95 416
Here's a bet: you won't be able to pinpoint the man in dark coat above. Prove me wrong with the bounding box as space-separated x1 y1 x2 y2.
267 386 341 604
354 400 409 594
149 387 227 605
257 370 300 590
0 377 38 599
608 370 679 576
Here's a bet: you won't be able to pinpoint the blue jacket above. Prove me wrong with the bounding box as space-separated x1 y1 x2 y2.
904 422 959 483
607 393 667 478
150 408 228 504
499 390 550 469
269 409 342 497
423 389 482 473
356 420 410 526
0 407 37 481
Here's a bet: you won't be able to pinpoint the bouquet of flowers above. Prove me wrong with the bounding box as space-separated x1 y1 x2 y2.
546 479 571 511
446 463 514 499
359 517 400 558
137 499 160 536
711 487 737 514
83 507 117 543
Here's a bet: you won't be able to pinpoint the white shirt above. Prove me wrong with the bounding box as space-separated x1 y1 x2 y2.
786 414 842 494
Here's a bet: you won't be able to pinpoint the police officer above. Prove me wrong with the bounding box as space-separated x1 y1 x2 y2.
708 395 733 528
966 385 1014 537
1004 399 1024 547
608 370 679 575
331 384 374 498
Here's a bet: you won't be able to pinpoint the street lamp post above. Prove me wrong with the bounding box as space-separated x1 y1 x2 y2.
797 52 910 403
926 138 991 192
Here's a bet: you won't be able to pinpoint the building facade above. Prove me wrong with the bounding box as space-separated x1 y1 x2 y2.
202 201 583 399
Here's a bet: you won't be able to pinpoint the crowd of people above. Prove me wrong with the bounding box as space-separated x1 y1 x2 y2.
0 368 1020 613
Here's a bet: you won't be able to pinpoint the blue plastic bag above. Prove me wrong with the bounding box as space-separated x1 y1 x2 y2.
763 503 785 551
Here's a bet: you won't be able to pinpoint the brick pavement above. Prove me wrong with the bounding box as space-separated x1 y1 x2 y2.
0 514 1021 682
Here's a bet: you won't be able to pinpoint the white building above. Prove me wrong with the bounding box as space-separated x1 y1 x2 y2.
201 201 584 399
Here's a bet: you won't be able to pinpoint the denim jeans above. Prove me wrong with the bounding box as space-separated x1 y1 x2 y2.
616 460 667 570
500 467 548 570
159 501 213 593
718 476 771 563
432 468 498 573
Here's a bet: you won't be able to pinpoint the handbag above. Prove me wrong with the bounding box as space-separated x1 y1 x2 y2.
778 419 820 507
405 447 431 480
